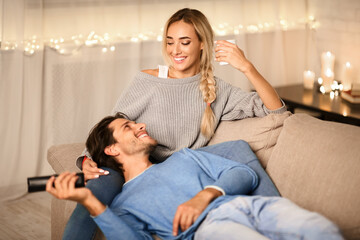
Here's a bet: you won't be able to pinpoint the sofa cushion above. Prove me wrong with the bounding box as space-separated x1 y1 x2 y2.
266 113 360 239
208 111 291 168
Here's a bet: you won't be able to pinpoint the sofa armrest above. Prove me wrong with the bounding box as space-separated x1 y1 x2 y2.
267 113 360 239
47 143 85 174
47 142 88 240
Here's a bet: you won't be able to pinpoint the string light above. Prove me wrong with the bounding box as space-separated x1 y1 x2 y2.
0 17 319 56
318 78 343 96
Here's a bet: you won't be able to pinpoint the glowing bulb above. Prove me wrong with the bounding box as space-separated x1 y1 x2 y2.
325 68 333 78
102 47 108 53
318 77 323 85
131 37 139 42
110 46 115 51
88 31 95 39
320 86 325 94
330 91 335 99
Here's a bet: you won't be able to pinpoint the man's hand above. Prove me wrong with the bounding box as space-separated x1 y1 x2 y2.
172 188 222 236
46 172 106 216
83 158 109 182
46 172 91 203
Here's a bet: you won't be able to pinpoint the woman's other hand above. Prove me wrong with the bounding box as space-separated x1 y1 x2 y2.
215 40 253 73
83 158 109 182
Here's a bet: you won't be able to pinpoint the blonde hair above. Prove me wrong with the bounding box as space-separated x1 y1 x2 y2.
162 8 216 138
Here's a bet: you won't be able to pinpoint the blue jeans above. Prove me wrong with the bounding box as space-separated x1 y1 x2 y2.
63 140 279 239
195 196 343 240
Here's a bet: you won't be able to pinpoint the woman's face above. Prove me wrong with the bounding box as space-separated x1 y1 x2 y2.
166 20 203 77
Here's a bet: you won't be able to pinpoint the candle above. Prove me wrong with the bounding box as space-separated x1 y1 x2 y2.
322 68 334 93
342 62 354 91
303 70 315 89
321 51 335 71
321 51 335 93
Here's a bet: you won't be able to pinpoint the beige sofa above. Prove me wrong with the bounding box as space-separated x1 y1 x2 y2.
48 112 360 240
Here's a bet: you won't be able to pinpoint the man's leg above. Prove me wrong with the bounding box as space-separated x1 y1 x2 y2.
253 197 344 240
199 196 343 240
62 168 124 240
195 218 270 240
198 140 280 196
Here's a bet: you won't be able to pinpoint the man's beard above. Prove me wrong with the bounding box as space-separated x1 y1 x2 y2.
127 138 158 156
143 140 158 155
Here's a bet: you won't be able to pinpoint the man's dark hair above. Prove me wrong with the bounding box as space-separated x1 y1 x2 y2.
85 112 129 175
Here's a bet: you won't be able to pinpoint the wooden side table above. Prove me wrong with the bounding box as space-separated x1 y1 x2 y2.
275 84 360 126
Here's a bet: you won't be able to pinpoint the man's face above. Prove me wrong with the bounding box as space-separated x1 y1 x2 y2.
108 118 157 156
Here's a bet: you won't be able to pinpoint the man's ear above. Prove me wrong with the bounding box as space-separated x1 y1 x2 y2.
104 144 120 156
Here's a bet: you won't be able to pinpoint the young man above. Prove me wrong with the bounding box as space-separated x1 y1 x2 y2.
47 113 343 240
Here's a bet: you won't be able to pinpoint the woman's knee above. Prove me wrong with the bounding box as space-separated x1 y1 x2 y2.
86 168 124 204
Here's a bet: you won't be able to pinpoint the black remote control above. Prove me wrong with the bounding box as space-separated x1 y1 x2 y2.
27 173 85 193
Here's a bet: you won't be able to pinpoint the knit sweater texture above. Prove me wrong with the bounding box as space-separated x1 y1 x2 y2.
111 71 285 161
77 71 286 167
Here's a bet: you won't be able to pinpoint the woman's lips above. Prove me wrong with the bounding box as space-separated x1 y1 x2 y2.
173 56 186 64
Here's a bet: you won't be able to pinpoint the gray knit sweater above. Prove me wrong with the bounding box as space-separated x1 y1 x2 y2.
77 71 285 168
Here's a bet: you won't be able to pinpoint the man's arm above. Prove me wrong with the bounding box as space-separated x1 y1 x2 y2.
46 172 153 240
172 188 222 236
172 148 259 236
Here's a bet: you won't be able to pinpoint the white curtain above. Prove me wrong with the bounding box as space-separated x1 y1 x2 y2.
1 0 314 198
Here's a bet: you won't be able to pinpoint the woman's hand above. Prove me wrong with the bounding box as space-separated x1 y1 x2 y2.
215 40 283 110
214 40 253 73
83 158 109 182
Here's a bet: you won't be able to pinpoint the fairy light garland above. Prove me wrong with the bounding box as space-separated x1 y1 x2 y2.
0 16 319 56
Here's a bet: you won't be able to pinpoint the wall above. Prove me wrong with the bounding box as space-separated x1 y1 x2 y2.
309 0 360 84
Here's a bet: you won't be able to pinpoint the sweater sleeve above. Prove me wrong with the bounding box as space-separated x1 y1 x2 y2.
216 78 286 121
181 146 259 195
92 207 154 240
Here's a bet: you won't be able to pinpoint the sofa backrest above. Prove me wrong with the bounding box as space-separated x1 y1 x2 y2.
209 111 291 168
266 113 360 239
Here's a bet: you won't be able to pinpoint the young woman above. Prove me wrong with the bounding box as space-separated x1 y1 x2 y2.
64 8 286 240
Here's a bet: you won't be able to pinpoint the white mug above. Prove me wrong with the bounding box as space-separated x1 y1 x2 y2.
218 39 236 65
